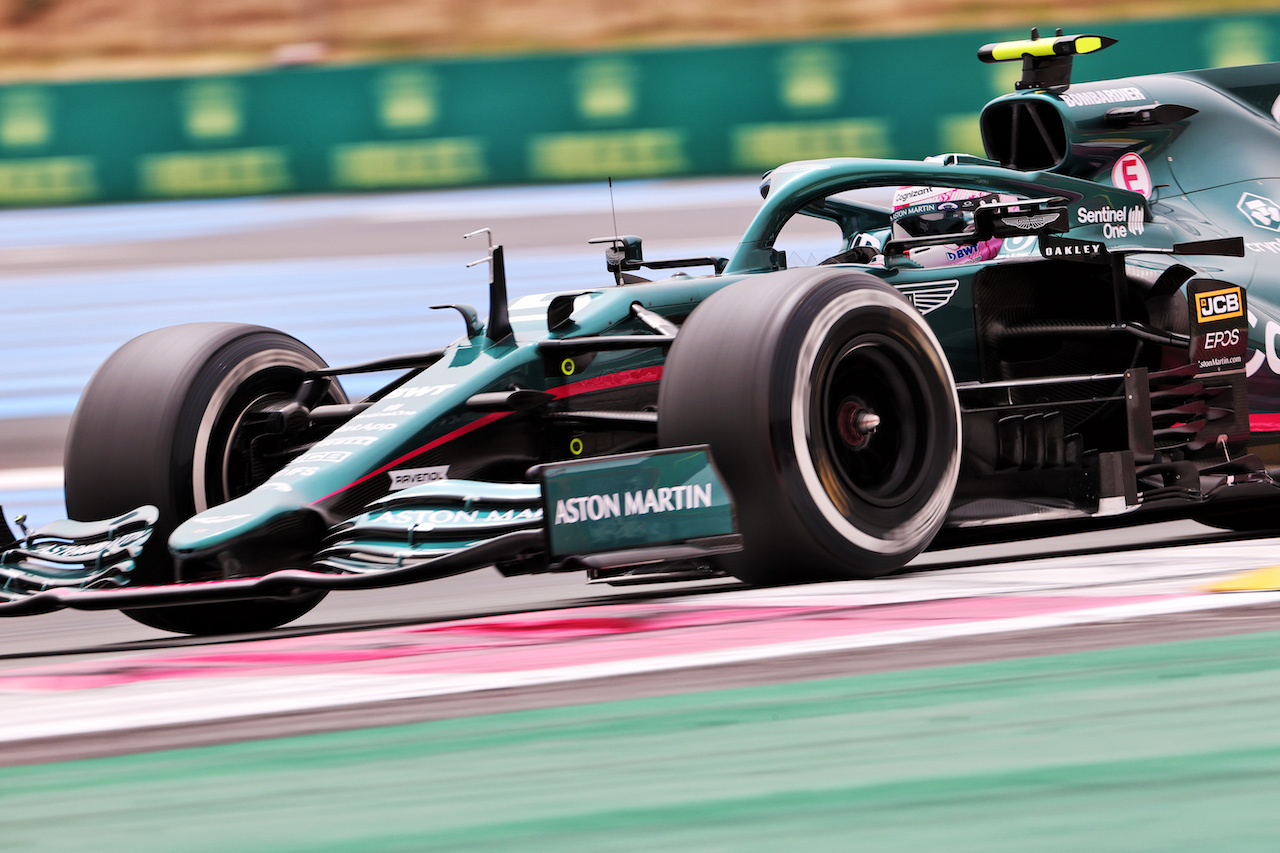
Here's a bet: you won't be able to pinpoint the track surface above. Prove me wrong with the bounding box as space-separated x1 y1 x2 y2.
0 517 1264 661
7 626 1280 852
4 520 1280 752
3 183 1280 850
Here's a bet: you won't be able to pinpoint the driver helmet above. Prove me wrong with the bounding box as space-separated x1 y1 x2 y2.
890 185 1003 267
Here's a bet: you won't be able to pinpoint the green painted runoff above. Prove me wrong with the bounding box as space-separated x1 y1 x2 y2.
4 629 1280 851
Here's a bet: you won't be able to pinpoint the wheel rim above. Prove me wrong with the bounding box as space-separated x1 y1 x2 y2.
817 334 933 508
788 287 960 556
193 349 325 512
217 389 297 502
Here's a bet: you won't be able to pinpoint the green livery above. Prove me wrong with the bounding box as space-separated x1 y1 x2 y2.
542 447 736 559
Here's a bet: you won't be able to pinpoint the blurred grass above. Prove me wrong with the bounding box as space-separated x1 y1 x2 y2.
2 0 1280 82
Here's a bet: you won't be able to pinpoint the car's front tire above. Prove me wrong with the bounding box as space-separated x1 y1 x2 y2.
64 323 345 635
659 268 961 584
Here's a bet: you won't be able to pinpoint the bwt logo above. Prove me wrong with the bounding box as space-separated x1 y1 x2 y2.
1196 287 1243 323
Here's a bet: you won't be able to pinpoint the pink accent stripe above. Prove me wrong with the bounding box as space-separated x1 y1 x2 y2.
315 411 509 502
0 595 1175 692
1250 413 1280 432
546 366 663 399
315 366 665 502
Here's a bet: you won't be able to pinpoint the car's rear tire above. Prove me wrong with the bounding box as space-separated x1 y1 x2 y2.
659 269 961 584
64 323 345 635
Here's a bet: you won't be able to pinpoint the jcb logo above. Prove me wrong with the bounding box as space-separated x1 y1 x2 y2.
1196 287 1243 323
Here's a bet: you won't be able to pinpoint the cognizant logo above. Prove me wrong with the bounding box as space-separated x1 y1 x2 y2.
1247 309 1280 377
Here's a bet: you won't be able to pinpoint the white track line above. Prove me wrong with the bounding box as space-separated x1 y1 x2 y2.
3 591 1279 745
0 467 62 491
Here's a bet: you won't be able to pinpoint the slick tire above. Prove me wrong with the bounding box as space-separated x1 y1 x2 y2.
64 323 346 635
659 269 961 585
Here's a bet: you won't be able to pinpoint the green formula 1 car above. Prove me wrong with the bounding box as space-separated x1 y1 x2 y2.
4 31 1280 634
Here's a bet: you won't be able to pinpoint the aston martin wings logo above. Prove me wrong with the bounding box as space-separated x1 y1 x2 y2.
1002 213 1059 231
895 280 960 315
1127 205 1145 236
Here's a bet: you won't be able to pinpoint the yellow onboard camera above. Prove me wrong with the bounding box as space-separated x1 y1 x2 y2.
978 28 1117 91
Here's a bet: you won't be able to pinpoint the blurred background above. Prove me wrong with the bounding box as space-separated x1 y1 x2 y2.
4 0 1280 79
4 0 1280 527
2 0 1280 202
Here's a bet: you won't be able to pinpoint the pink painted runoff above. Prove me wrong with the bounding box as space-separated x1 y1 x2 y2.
0 595 1179 692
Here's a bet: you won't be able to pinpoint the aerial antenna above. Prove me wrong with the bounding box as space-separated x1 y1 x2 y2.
606 178 623 285
589 176 649 285
464 226 493 251
609 178 620 247
462 227 512 342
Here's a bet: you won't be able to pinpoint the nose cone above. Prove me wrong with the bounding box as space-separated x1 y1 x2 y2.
169 489 325 579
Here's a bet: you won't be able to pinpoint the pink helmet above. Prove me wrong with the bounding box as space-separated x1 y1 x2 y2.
891 186 1003 267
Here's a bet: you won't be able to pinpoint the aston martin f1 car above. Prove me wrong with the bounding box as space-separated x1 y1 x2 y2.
4 31 1280 634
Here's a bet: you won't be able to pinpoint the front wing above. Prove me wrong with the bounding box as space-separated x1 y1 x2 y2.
0 446 742 617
